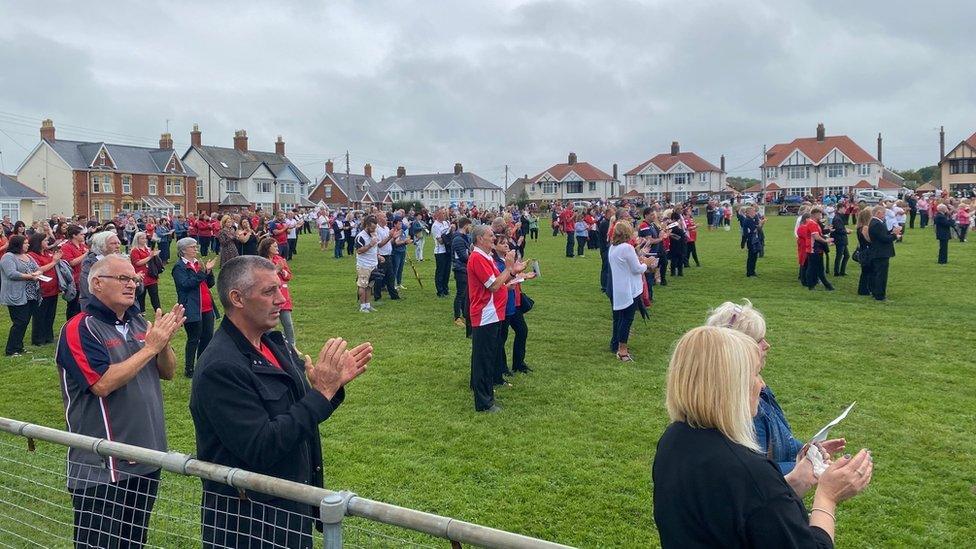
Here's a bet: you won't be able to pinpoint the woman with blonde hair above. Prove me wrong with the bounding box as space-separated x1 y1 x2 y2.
607 221 654 361
216 215 239 267
653 326 874 548
855 208 874 296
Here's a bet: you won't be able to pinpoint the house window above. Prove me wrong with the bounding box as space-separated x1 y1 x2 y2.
256 180 273 194
787 166 809 179
449 188 460 200
542 182 556 194
226 180 239 192
673 173 689 186
469 189 474 198
826 164 846 178
390 191 402 201
699 172 708 183
279 182 296 195
858 164 871 176
165 177 184 195
588 181 597 192
566 181 583 194
644 174 662 188
173 203 182 215
148 176 158 195
121 175 132 194
101 201 114 220
196 181 204 199
92 174 113 193
765 167 778 179
325 185 332 198
0 202 19 222
787 187 808 196
672 191 690 203
950 159 976 174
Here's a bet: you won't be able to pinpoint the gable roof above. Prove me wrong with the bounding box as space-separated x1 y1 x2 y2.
530 161 613 183
967 131 976 150
186 145 309 185
376 172 502 193
625 152 722 176
44 139 197 176
313 172 380 203
0 173 46 200
761 135 878 168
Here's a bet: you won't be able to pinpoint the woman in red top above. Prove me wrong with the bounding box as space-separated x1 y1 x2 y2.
258 237 295 347
195 213 214 256
682 209 700 267
130 232 162 312
145 217 157 250
26 233 62 345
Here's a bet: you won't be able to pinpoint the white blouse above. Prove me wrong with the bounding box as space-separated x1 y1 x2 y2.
608 243 646 311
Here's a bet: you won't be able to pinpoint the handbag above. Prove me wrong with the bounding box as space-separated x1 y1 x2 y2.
147 255 165 278
518 292 534 314
852 247 862 264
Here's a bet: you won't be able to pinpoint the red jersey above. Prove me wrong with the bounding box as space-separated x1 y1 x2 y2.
129 247 157 286
684 216 698 242
188 218 198 237
272 254 293 311
27 251 59 298
466 247 506 327
270 221 289 244
60 241 87 285
559 209 575 232
195 219 213 237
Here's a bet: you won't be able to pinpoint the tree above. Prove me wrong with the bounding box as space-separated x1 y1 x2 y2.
726 176 760 192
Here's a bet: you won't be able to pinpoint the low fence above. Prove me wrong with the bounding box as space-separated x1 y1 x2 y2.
0 418 573 548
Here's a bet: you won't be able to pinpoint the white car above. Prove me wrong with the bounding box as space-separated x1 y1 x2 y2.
854 190 890 204
572 200 593 210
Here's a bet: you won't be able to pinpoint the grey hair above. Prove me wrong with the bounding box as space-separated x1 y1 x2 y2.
89 231 118 255
87 254 131 289
133 231 147 246
470 224 491 242
176 237 198 257
217 255 276 309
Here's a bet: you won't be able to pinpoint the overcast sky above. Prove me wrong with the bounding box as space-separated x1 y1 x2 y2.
0 0 972 185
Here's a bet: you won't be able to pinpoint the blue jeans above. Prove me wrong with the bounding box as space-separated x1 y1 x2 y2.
334 239 344 258
391 248 406 286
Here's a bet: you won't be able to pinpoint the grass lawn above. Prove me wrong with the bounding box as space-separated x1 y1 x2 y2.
0 214 974 547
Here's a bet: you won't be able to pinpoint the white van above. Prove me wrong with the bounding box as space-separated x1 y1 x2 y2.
854 190 890 204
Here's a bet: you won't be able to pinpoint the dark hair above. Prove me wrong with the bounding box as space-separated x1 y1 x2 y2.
216 255 276 309
12 221 25 235
27 233 46 254
670 211 681 221
257 237 276 258
66 224 84 239
457 217 471 230
363 214 377 226
8 234 27 253
642 206 653 217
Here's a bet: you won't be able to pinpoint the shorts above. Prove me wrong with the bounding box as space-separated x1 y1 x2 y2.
356 266 375 288
319 228 330 242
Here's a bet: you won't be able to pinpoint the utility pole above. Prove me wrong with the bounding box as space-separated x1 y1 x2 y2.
504 165 509 191
760 144 767 205
0 145 4 173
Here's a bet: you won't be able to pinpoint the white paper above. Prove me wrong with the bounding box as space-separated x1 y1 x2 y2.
36 275 52 283
809 402 856 443
805 402 855 477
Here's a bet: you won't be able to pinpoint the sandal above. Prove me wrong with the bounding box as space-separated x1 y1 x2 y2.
616 353 633 362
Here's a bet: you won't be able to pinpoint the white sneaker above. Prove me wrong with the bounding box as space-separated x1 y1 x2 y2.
366 304 377 312
359 305 370 313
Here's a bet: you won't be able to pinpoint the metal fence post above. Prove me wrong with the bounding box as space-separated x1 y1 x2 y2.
320 491 349 549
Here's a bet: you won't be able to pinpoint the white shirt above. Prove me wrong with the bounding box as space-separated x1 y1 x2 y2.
432 220 450 254
286 218 298 238
608 243 646 311
355 230 378 269
317 214 329 229
375 225 392 255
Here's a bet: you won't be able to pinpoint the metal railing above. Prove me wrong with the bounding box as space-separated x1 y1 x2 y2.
0 417 574 549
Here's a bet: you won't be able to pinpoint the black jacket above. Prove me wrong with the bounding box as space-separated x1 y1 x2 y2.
933 212 955 241
451 232 471 271
190 318 344 543
867 218 896 259
830 214 848 246
653 422 832 549
172 260 219 323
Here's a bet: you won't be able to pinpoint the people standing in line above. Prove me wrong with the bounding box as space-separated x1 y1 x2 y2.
372 213 401 302
355 215 379 313
652 326 873 549
25 233 62 346
855 208 874 296
608 222 654 362
190 255 371 548
79 231 122 310
451 217 473 332
432 209 452 297
0 235 42 356
285 211 299 260
172 238 218 378
129 232 162 313
831 206 852 276
269 211 290 259
867 205 900 301
154 218 174 263
637 208 666 301
467 224 525 413
574 214 588 257
60 225 88 319
560 205 576 257
173 214 189 241
934 204 955 265
257 237 296 347
492 233 536 380
56 255 184 549
740 206 763 277
667 211 686 278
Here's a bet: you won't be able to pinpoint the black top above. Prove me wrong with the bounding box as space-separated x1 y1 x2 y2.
653 422 833 549
238 232 258 255
933 212 955 241
867 218 896 259
830 215 848 246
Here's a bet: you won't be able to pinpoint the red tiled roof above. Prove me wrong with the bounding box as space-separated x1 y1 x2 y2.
530 161 613 183
623 189 642 197
852 179 874 189
743 184 762 192
916 182 938 191
761 135 878 168
878 178 903 189
624 152 722 176
967 131 976 149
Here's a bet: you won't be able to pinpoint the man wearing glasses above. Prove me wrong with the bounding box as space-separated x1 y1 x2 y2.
56 254 185 548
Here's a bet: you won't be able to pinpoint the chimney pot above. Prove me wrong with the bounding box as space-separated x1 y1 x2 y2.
275 135 285 156
159 132 173 150
816 123 825 142
325 160 334 174
233 130 248 153
364 163 372 178
40 119 55 141
397 166 406 178
612 163 618 180
568 152 577 165
454 162 463 175
720 155 726 173
671 141 679 155
877 133 883 164
190 123 202 147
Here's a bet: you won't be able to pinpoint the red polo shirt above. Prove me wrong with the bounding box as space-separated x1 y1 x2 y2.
467 247 506 327
186 259 213 313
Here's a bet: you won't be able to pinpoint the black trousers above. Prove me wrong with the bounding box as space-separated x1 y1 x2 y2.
611 301 637 352
938 239 949 264
498 310 529 375
552 223 559 237
565 231 575 257
530 228 538 240
6 301 37 355
70 469 160 549
346 235 355 255
804 254 832 289
434 253 450 296
669 245 685 276
287 237 297 259
870 257 890 300
373 255 400 300
66 295 81 320
746 249 758 276
470 323 499 411
958 225 968 242
201 492 312 549
183 310 215 374
599 246 609 292
920 212 929 228
576 236 587 255
453 269 469 325
909 209 917 228
137 284 161 313
834 243 850 275
658 252 668 285
857 257 874 295
198 236 212 256
31 295 58 345
686 241 700 266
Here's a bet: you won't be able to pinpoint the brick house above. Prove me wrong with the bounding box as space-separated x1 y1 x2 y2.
15 119 197 220
307 161 387 209
939 128 976 194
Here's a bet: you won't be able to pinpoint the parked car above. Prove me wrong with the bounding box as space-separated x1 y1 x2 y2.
572 200 593 210
694 193 711 204
854 190 889 204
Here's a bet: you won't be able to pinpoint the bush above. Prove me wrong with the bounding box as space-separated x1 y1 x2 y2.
391 200 425 213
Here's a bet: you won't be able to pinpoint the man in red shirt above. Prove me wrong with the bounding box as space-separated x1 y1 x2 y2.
802 208 834 291
268 211 290 257
559 206 576 257
60 224 89 319
467 225 525 413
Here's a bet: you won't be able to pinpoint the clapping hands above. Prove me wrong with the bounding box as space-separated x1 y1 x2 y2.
304 338 373 400
144 304 186 354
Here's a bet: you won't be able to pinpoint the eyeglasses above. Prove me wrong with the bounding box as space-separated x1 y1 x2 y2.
96 274 142 285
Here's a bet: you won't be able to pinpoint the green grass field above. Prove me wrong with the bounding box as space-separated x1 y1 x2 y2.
0 215 974 548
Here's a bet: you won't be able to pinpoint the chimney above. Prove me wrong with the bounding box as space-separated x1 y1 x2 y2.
40 119 55 141
877 133 883 164
612 163 618 180
397 166 406 177
190 123 202 147
940 126 945 160
568 152 577 165
159 132 173 150
816 123 825 142
275 135 285 156
454 162 463 175
671 141 680 155
364 163 372 178
233 130 248 152
325 160 334 174
720 154 726 172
